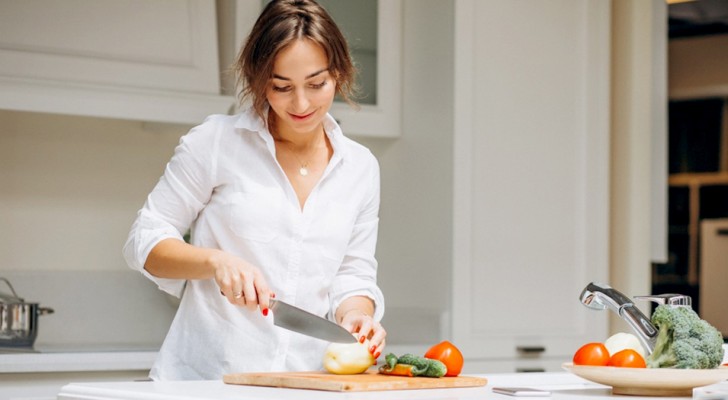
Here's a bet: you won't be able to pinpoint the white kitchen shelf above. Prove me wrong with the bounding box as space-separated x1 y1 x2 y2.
0 349 157 373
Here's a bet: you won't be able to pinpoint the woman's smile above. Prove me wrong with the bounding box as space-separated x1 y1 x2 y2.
289 110 316 121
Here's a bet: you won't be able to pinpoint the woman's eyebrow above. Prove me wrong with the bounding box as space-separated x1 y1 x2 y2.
272 68 328 81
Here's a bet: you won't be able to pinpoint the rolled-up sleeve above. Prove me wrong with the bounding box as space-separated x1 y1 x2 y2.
122 118 219 297
328 157 385 322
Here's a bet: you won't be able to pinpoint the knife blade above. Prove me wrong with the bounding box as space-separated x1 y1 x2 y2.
269 299 357 343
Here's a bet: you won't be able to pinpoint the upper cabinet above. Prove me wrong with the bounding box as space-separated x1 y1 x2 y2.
0 0 233 125
0 0 402 136
669 34 728 100
321 0 402 138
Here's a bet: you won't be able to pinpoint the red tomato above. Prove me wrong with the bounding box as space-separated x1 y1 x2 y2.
424 341 464 377
573 343 610 366
607 349 646 368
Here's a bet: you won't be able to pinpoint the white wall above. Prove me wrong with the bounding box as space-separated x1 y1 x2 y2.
357 0 455 344
0 110 183 346
0 110 182 273
609 0 667 334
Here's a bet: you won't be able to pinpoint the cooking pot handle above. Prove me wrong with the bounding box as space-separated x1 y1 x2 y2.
0 277 23 302
39 307 55 316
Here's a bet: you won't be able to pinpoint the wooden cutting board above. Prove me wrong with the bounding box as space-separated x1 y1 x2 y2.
223 369 487 392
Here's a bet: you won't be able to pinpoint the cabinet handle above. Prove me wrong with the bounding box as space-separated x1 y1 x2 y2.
516 367 546 373
717 228 728 236
516 346 546 354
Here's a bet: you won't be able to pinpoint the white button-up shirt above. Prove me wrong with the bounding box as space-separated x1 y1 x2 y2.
123 108 384 380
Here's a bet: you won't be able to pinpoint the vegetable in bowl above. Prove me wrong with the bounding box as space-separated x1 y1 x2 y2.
646 304 725 369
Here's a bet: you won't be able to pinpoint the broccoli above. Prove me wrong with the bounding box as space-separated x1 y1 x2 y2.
646 304 725 369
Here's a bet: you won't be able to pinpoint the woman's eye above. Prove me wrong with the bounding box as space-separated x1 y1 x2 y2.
310 80 327 89
272 85 291 93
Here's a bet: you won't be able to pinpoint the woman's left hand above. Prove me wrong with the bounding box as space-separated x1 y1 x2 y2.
340 310 386 361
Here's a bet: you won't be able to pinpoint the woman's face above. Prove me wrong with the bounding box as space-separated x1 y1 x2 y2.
266 39 336 138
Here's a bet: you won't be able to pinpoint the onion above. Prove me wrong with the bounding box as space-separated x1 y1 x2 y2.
604 332 645 358
323 341 374 374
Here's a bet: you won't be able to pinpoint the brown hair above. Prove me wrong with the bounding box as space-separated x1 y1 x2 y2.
235 0 358 122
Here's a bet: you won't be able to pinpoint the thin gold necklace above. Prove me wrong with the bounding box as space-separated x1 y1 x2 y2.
269 114 325 177
280 136 324 177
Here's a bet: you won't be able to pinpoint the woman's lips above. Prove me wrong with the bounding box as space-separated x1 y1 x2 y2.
289 111 316 121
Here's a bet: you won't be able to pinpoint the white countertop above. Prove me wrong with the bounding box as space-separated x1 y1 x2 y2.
0 344 421 374
57 372 728 400
0 345 157 373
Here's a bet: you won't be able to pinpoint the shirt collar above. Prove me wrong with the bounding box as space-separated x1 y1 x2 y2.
233 107 351 163
322 113 350 163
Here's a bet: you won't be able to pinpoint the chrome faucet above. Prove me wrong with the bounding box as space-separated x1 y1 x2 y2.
578 282 692 355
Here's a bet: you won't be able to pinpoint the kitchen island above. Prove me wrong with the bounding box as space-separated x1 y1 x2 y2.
57 371 728 400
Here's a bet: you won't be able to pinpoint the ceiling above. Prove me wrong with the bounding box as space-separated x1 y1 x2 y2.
669 0 728 38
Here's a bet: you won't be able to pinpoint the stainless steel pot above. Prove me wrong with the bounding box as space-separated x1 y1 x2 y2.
0 277 54 348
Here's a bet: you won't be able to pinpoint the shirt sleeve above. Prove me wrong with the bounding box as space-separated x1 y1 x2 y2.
328 154 385 322
122 117 220 297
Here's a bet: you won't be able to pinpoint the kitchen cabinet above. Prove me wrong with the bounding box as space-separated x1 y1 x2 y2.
319 0 403 138
0 0 232 125
451 0 610 370
699 218 728 338
0 0 402 136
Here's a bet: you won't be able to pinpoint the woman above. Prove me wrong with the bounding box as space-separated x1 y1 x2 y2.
123 0 386 380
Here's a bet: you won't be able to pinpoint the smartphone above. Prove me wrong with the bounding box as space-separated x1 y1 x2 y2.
492 387 551 397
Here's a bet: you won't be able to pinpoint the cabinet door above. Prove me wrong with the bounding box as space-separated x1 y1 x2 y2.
700 218 728 337
452 0 609 361
0 0 219 93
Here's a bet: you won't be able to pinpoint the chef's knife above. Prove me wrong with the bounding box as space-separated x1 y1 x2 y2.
269 299 357 343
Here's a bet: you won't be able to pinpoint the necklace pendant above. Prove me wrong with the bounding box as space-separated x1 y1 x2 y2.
299 166 309 176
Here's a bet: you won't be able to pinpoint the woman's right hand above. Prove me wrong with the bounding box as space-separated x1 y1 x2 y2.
211 250 274 315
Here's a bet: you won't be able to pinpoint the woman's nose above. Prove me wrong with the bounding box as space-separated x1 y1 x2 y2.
292 89 310 112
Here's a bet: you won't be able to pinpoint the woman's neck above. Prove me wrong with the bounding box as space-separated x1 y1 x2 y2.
268 113 326 149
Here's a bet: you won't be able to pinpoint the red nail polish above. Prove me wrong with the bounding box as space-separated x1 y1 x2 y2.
359 336 366 344
271 293 276 298
373 351 380 359
369 345 376 354
262 308 269 317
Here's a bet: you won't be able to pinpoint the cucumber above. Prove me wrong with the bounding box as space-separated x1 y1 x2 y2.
380 353 447 378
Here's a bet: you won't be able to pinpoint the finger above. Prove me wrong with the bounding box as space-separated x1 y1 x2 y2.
230 276 246 306
257 291 271 317
340 318 357 333
346 314 373 343
217 275 237 305
255 280 272 317
357 319 374 341
368 324 387 354
372 338 386 360
340 310 365 334
242 275 258 311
